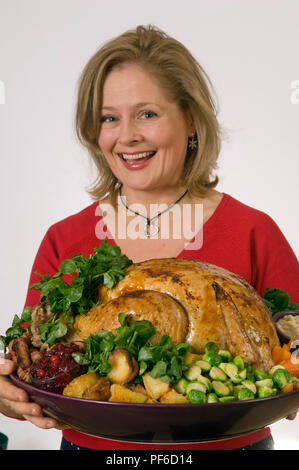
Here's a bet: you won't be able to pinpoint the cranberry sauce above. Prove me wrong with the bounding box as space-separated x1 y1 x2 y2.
29 343 84 394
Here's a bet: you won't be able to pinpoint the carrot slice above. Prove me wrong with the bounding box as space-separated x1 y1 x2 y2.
281 383 293 394
281 349 291 361
286 336 295 350
280 358 299 378
271 346 284 364
296 382 299 390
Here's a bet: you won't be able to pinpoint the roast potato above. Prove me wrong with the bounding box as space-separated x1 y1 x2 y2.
63 372 101 398
183 352 203 366
160 389 189 404
109 384 148 403
142 373 171 400
82 377 111 401
107 348 139 384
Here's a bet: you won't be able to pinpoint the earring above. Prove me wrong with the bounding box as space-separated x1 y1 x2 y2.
188 133 198 150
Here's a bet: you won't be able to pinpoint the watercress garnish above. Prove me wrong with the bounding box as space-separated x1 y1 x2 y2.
263 288 299 315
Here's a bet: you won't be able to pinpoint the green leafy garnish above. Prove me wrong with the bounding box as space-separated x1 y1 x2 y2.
38 319 68 347
0 307 33 349
73 314 155 376
73 314 191 385
30 239 132 316
1 240 132 349
138 335 191 384
263 288 299 315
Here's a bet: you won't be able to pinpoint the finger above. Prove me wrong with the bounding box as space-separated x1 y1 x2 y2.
0 376 29 402
53 422 72 430
42 410 71 430
2 398 42 418
23 414 61 430
286 412 297 420
0 358 16 375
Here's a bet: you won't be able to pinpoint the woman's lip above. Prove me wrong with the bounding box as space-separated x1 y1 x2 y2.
118 151 157 170
117 151 157 156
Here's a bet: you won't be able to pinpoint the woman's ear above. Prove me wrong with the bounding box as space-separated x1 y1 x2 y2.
185 109 195 136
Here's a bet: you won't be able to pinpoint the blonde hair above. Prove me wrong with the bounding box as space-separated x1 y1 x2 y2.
76 25 221 205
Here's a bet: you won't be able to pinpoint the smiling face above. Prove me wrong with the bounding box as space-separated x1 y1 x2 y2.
97 63 194 197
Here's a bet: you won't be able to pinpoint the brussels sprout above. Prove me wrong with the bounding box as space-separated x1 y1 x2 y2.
272 369 291 389
174 378 189 395
255 378 273 388
224 380 234 395
204 342 219 354
202 352 222 367
218 350 233 362
212 381 230 397
244 363 255 382
290 376 299 386
188 389 206 404
196 374 213 392
246 372 255 382
233 355 244 371
207 393 219 403
233 385 243 397
238 369 247 380
186 381 208 395
209 366 227 382
254 368 270 381
224 363 239 378
230 375 243 384
238 387 255 400
257 386 273 398
219 396 236 402
184 352 203 366
184 365 202 381
241 380 257 395
195 360 211 373
268 365 287 378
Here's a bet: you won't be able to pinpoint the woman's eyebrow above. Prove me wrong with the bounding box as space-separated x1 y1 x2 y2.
101 102 162 111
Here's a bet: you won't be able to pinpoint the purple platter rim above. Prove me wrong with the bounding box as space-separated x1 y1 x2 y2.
10 373 299 408
10 373 299 442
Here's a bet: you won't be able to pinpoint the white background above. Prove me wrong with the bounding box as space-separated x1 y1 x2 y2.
0 0 298 450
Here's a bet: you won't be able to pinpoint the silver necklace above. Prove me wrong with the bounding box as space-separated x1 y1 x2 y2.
119 186 188 238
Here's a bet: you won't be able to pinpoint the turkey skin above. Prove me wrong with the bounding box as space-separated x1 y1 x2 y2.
74 258 280 371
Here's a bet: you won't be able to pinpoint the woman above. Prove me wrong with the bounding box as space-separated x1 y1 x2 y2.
1 25 298 450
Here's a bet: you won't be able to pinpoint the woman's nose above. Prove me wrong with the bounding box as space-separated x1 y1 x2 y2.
118 118 142 145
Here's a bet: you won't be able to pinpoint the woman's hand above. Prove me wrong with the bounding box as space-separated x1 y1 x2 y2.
286 411 298 420
0 357 68 430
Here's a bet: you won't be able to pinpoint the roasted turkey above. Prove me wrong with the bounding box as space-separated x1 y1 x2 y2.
74 258 280 371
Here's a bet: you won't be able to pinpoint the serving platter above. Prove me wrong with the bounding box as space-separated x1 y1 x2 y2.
272 310 299 346
10 374 299 443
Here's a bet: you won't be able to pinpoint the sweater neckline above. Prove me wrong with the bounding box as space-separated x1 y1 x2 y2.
179 192 230 255
95 193 230 257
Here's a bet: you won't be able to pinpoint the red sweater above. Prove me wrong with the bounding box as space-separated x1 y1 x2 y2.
22 193 299 449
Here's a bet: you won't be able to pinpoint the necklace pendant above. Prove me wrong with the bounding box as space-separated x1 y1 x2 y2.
144 221 159 238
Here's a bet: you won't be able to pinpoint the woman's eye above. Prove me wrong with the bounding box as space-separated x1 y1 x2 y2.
141 111 157 119
101 116 116 123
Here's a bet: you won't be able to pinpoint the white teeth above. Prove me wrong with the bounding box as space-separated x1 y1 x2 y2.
119 151 156 161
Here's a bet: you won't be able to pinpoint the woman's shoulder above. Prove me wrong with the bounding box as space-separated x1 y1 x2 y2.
221 193 278 228
43 201 101 258
48 201 99 233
